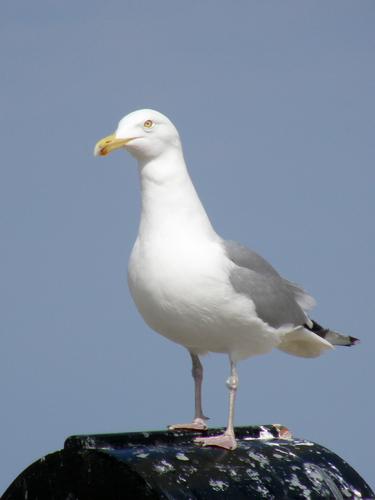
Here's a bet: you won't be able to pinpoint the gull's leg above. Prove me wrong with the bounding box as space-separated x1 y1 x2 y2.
168 352 209 431
191 353 209 425
195 359 238 450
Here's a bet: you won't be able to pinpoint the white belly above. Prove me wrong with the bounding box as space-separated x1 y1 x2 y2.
128 237 280 360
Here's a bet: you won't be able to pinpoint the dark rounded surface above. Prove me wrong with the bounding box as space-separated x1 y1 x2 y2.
2 448 158 500
3 426 374 499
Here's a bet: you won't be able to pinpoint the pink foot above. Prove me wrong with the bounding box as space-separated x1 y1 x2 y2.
195 432 237 450
168 417 208 431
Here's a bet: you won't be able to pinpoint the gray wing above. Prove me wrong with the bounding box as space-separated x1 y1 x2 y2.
224 240 313 328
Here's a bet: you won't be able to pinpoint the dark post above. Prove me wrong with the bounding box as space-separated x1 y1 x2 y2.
3 425 374 499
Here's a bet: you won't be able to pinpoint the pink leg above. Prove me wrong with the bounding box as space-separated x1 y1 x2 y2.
169 352 209 431
195 359 238 450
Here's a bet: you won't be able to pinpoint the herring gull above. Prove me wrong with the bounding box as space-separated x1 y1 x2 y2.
94 109 358 450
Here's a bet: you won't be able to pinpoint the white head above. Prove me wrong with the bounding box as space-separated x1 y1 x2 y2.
94 109 182 162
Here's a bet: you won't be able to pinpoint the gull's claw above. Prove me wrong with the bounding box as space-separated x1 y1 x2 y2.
168 417 208 431
195 432 237 450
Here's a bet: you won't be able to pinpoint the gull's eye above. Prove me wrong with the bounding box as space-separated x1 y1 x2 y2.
143 119 154 129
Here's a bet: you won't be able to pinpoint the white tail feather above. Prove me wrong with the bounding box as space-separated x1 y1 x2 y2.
278 327 333 358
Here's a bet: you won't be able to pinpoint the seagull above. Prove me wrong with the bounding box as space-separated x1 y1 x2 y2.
94 109 358 450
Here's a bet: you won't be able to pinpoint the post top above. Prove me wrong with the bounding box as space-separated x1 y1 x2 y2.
62 425 373 499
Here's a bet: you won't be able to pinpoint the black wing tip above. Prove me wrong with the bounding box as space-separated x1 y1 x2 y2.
348 336 360 346
306 320 360 347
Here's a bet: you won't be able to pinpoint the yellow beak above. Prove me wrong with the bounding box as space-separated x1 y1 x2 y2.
94 134 134 157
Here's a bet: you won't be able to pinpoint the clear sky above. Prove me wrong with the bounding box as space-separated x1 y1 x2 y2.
1 0 374 493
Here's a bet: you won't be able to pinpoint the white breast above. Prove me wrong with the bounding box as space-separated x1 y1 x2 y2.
128 236 280 359
128 152 281 360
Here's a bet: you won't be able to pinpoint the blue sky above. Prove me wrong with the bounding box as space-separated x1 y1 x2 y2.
1 0 374 492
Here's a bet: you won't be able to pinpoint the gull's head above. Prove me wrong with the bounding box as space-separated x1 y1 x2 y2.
94 109 181 162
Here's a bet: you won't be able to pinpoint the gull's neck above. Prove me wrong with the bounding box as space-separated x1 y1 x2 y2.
137 148 217 242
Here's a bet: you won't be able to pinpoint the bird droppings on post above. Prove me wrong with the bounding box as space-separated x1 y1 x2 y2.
244 425 280 441
3 426 373 499
288 473 312 498
153 459 175 474
63 426 373 499
209 479 229 492
247 450 270 468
